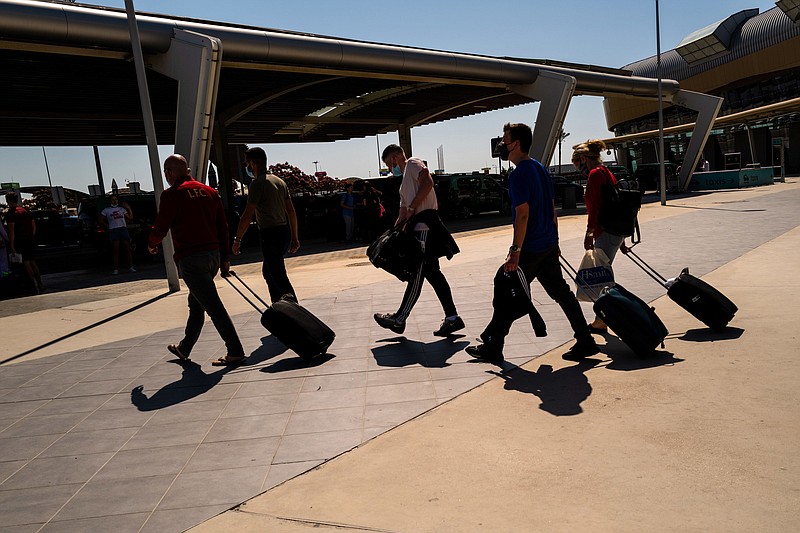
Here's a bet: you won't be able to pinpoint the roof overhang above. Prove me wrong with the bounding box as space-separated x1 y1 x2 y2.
0 0 682 147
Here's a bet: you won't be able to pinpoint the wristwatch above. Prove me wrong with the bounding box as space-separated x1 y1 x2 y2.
509 244 520 253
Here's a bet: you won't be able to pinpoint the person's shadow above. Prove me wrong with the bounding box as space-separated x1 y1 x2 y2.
130 338 278 411
371 336 469 368
488 359 600 416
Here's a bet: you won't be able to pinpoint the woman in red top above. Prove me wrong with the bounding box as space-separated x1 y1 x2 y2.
572 139 629 334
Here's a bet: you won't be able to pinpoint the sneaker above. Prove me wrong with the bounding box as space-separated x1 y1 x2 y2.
373 312 406 334
128 267 137 273
433 316 465 337
562 341 601 361
465 343 503 361
112 269 119 275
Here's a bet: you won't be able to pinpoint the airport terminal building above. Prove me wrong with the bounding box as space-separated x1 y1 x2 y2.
603 3 800 177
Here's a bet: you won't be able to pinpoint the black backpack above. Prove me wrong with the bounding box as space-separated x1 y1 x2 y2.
599 179 642 238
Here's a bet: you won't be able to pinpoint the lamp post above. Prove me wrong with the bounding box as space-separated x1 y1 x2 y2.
558 128 570 175
656 0 667 205
313 160 319 173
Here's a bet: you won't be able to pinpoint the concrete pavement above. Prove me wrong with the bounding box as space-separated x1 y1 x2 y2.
1 180 798 532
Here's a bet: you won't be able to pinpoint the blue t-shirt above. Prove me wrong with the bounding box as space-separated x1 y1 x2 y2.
341 192 355 217
508 159 557 253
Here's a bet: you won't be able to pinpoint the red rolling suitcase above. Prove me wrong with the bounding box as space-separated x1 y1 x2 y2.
225 272 335 360
625 250 737 331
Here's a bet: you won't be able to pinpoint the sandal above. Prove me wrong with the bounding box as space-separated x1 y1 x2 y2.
211 354 246 366
167 344 190 361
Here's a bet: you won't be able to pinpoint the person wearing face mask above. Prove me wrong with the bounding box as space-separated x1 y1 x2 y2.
572 139 629 335
232 146 299 303
466 123 599 362
372 144 464 337
98 194 135 275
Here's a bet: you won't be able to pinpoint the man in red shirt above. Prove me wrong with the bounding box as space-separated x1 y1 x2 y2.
148 154 245 366
4 192 43 294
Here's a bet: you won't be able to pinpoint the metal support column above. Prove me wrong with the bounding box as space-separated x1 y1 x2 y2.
148 30 223 183
670 89 723 190
398 124 412 157
510 70 577 165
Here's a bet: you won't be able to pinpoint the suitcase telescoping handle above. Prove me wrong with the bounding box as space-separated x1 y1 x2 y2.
223 271 271 314
623 249 671 288
559 256 603 303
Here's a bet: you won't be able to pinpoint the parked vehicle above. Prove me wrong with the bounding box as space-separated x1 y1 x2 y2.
633 162 679 192
606 165 633 182
434 173 510 218
31 209 66 246
550 176 585 206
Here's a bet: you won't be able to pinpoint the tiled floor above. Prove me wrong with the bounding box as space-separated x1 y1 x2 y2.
0 186 797 531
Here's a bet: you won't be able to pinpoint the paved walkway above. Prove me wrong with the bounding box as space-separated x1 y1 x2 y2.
0 181 798 532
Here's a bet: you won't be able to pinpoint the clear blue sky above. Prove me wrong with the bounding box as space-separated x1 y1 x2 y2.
0 0 775 192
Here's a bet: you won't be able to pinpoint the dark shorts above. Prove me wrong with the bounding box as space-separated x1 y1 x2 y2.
109 227 131 242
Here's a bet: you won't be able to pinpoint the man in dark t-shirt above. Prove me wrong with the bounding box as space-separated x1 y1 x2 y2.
4 192 43 294
232 147 300 303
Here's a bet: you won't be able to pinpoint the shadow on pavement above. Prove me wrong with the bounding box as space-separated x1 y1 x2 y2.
372 336 469 368
678 327 744 342
488 358 601 416
130 338 280 410
0 290 172 366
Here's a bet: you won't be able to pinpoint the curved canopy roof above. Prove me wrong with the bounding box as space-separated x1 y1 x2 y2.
0 0 680 147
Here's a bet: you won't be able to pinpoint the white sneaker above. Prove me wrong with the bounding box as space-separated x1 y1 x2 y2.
112 269 119 275
129 267 137 273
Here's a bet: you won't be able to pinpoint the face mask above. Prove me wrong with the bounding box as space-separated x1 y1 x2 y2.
392 165 402 177
245 166 255 179
497 143 510 161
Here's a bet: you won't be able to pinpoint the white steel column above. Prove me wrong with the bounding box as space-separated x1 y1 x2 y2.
148 29 223 183
670 89 723 190
510 71 577 165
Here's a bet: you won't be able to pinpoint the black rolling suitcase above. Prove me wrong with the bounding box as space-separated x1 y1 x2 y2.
562 258 668 357
225 272 335 360
625 250 737 331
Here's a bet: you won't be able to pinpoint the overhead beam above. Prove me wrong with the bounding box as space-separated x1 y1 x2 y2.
510 71 577 166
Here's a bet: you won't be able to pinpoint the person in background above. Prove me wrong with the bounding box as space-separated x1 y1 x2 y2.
362 180 383 243
4 192 43 294
232 147 300 303
98 194 135 275
148 154 246 366
340 183 355 242
373 144 465 338
466 123 599 361
572 139 629 335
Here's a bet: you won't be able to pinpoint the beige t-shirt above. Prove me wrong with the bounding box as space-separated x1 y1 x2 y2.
248 173 289 229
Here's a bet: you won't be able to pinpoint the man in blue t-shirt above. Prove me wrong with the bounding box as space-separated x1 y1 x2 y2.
466 122 599 361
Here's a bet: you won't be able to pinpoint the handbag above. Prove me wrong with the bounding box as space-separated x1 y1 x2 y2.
575 248 614 302
366 219 423 282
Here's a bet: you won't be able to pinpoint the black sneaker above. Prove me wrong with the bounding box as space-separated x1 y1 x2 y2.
433 316 465 337
466 343 503 361
562 341 601 361
373 313 406 334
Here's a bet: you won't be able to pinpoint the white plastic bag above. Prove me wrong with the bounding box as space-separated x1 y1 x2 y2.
575 248 614 302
